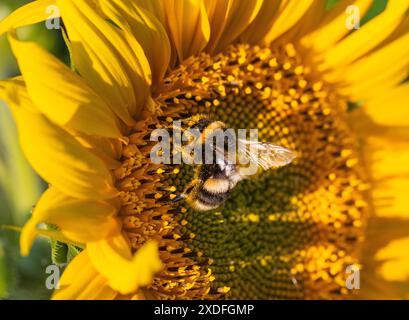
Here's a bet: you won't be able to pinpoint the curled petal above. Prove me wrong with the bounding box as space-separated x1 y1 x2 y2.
0 0 57 36
20 187 120 256
53 250 118 300
88 234 162 294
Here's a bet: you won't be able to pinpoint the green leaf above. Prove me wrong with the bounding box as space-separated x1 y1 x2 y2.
50 241 69 266
67 244 83 263
0 0 68 300
46 224 83 266
0 242 10 298
61 27 76 71
361 0 388 25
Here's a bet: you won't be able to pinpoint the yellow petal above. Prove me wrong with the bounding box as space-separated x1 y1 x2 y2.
369 135 409 219
350 110 409 219
239 0 281 44
0 0 57 36
263 0 315 44
351 109 409 298
301 0 373 52
20 187 121 255
0 76 37 113
335 31 409 100
134 0 167 25
372 178 409 219
98 0 171 88
10 104 117 201
57 0 151 124
53 250 118 300
380 14 409 45
76 134 122 170
205 0 263 51
88 233 162 294
359 216 409 299
159 0 210 62
375 237 409 282
21 227 82 258
319 0 409 70
8 31 122 139
364 84 409 127
20 218 38 257
275 0 328 42
339 71 409 103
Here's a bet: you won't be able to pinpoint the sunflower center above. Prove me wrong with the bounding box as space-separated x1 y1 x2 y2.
115 44 368 299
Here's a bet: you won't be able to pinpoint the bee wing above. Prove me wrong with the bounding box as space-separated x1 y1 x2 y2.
237 140 296 170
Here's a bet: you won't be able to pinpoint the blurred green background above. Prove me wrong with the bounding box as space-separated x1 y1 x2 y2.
0 0 67 300
0 0 389 300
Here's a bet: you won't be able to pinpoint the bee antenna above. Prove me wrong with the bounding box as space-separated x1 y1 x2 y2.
172 194 185 203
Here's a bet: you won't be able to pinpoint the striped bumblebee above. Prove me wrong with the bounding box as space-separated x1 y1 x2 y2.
172 115 296 211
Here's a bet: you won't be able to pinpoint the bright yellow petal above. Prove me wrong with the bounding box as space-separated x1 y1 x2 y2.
349 110 409 219
76 134 122 170
379 14 409 45
134 0 167 25
359 215 409 299
369 134 409 219
159 0 211 62
205 0 263 52
57 0 151 124
0 78 122 170
11 104 117 201
98 0 171 88
354 109 409 298
263 0 315 44
335 31 409 100
20 187 121 255
239 0 282 44
275 0 328 43
319 0 409 70
301 0 373 52
87 233 162 294
53 250 118 300
0 76 36 113
21 227 82 259
375 237 409 282
372 178 409 219
338 70 409 103
364 84 409 127
0 0 57 36
20 218 38 257
8 31 122 139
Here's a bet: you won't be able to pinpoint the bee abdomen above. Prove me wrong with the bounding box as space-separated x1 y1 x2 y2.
197 189 229 208
203 177 230 194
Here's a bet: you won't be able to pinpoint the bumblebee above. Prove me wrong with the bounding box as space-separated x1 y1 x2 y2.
172 115 296 211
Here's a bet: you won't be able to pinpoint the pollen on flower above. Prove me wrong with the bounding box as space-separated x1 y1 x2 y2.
114 43 367 300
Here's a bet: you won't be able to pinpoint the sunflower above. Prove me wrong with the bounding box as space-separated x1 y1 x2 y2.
0 0 408 300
